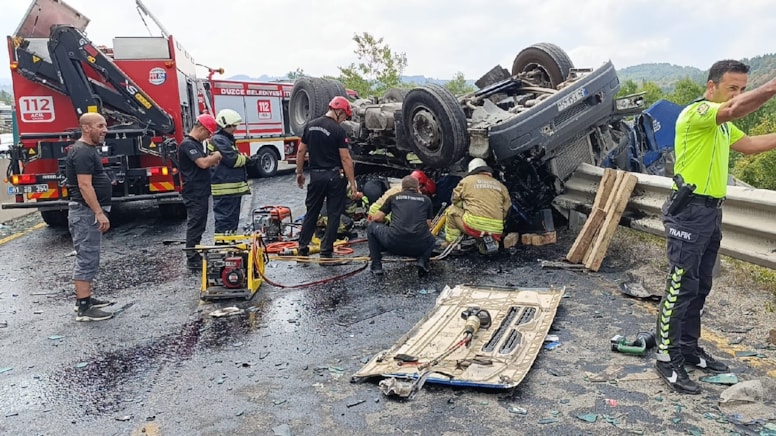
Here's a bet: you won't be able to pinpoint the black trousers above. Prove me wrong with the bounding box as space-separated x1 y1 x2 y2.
213 195 242 234
367 221 435 264
298 170 347 256
183 193 209 261
655 199 722 364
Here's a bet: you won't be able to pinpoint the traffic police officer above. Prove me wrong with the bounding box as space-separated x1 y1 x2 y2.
655 60 776 394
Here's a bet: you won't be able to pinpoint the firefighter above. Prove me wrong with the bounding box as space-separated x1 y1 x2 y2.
367 175 436 276
295 96 358 264
208 109 251 237
178 114 222 270
367 170 436 221
443 158 511 250
654 60 776 394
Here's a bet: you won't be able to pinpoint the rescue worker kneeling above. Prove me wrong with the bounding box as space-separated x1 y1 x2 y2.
367 170 436 222
444 158 511 252
367 176 436 277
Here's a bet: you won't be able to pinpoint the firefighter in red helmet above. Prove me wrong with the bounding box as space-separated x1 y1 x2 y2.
295 96 358 264
178 114 222 270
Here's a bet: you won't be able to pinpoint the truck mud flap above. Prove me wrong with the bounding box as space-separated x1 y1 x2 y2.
352 284 564 390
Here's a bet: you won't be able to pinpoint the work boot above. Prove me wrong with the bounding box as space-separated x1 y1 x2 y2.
416 258 430 277
683 347 730 373
73 296 115 312
76 305 114 322
297 246 310 257
186 254 203 270
319 254 350 266
370 261 384 275
655 361 701 395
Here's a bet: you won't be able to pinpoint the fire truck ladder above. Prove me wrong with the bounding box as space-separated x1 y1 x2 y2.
12 25 174 134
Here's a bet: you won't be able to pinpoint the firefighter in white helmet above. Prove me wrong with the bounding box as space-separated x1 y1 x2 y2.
208 108 251 237
443 158 511 250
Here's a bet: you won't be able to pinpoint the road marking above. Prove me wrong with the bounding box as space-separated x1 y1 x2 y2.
0 222 46 246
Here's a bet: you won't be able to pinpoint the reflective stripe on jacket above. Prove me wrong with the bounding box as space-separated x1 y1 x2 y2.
208 130 250 197
452 173 511 234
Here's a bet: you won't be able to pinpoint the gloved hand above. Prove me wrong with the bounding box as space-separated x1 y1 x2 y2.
248 154 261 166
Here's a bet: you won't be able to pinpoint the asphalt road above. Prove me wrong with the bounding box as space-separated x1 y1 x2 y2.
1 169 774 436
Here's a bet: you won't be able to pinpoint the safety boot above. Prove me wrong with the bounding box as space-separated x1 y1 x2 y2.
416 258 430 277
655 361 701 395
683 347 730 373
370 261 384 275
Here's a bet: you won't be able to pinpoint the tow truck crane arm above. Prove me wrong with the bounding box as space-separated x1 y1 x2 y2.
11 25 174 133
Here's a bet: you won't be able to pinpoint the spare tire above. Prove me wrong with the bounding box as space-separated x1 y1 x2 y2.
289 77 331 135
402 84 468 168
381 88 409 103
512 42 574 88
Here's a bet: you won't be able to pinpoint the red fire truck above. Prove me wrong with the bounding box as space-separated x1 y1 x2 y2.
199 78 299 178
2 0 299 227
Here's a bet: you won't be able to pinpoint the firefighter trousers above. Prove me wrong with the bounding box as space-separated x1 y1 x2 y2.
655 199 722 364
298 170 347 256
213 195 242 234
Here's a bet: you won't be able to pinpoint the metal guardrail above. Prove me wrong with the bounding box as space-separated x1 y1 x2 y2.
554 163 776 270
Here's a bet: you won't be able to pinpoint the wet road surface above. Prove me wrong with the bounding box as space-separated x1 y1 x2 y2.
1 169 774 435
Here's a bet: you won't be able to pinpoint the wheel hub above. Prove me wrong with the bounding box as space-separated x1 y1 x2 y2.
410 109 441 152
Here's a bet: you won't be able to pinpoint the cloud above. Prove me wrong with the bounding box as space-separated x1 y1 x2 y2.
3 0 776 83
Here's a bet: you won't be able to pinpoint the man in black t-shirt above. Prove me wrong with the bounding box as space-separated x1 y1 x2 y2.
178 114 222 269
367 176 436 276
295 96 359 263
65 113 115 321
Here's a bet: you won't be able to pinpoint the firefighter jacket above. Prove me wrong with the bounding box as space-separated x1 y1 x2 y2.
452 173 511 235
368 185 402 220
207 129 250 197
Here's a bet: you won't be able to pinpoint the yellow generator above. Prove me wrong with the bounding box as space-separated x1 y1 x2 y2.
197 233 266 300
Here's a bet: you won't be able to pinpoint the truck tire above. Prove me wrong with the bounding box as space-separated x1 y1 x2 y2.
402 84 468 169
323 78 347 100
246 147 279 178
512 43 574 88
381 88 409 103
289 77 331 135
40 210 68 228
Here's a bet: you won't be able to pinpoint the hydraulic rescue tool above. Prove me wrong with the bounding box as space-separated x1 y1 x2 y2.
252 206 294 242
192 233 267 300
610 331 657 356
379 308 492 399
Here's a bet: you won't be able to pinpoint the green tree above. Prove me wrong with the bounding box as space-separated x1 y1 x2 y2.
286 67 305 81
444 72 475 96
640 81 665 106
0 90 12 105
667 78 704 106
338 32 408 98
617 79 639 97
732 115 776 189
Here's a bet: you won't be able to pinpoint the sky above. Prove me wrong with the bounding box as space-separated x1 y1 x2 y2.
3 0 776 83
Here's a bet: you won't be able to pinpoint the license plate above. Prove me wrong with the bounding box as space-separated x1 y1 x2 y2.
556 87 588 112
8 184 49 195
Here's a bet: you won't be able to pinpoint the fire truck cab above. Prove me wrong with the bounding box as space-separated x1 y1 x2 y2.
199 78 299 178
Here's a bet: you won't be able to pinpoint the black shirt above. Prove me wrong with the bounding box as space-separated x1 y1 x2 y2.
301 116 347 170
65 140 112 207
380 189 434 239
178 135 211 196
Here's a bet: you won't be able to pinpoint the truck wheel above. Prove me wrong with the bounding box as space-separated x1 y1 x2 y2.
40 210 68 228
512 43 574 88
289 77 331 135
402 84 468 169
323 78 347 100
159 203 187 220
381 88 409 103
246 147 279 178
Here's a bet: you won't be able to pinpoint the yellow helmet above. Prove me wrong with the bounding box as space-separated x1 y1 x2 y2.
216 109 242 128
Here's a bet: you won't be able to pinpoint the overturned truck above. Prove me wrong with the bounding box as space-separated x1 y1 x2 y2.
289 43 644 231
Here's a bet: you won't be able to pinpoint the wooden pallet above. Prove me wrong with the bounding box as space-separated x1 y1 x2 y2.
565 168 638 271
